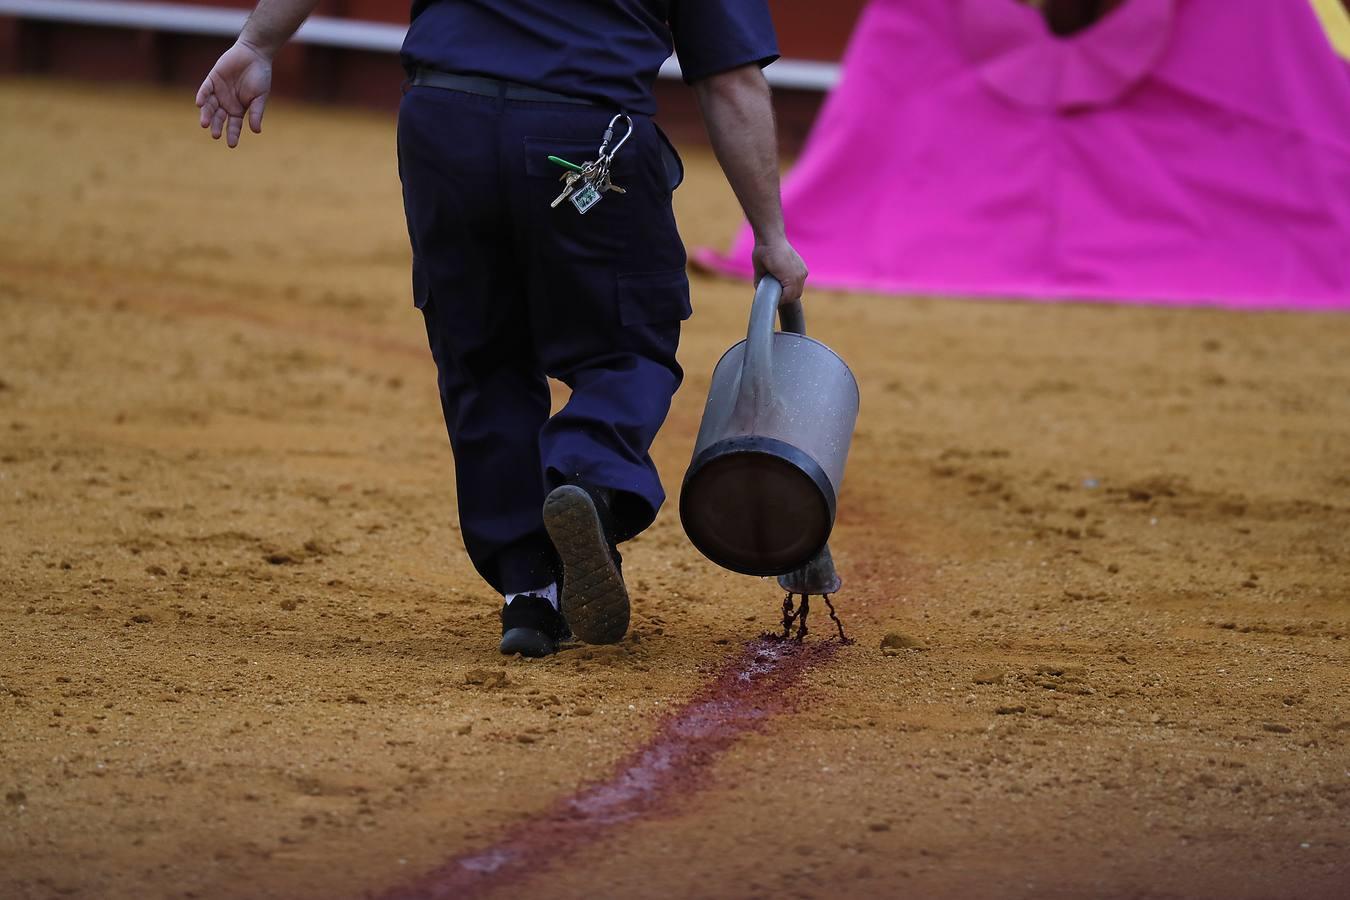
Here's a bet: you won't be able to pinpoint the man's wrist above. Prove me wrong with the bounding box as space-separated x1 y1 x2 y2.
750 222 787 245
238 33 281 60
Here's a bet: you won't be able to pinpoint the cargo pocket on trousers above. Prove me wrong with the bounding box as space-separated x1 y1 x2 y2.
617 268 692 327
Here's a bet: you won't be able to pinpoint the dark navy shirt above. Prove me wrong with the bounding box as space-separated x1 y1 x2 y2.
401 0 779 115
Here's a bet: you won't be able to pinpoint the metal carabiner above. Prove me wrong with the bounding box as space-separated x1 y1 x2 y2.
597 114 634 165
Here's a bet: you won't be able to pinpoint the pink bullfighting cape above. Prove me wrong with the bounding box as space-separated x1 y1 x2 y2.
697 0 1350 310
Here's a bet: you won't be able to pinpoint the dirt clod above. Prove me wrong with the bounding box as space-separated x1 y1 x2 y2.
972 668 1004 684
464 669 510 689
880 632 926 651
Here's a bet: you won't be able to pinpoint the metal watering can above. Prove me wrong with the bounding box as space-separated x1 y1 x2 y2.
680 277 859 588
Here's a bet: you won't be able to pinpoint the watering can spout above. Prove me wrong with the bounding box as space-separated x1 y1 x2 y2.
777 543 842 595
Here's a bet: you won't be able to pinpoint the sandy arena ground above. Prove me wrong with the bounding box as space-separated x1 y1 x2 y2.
2 80 1349 900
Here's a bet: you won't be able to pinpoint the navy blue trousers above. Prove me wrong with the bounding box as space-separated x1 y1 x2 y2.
397 84 690 594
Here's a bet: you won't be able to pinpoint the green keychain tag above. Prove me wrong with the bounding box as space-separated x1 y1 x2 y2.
547 155 585 173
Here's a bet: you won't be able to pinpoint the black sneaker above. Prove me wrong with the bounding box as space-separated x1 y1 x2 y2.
542 483 629 644
499 594 570 657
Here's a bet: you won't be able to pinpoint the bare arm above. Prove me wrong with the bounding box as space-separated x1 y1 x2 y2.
694 64 808 304
195 0 322 147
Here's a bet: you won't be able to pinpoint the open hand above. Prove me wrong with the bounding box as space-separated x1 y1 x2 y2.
196 41 273 148
752 237 809 305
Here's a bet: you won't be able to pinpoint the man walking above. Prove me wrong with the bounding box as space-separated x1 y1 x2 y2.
197 0 808 657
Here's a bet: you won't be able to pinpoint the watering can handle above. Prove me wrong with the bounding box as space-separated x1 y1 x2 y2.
749 277 806 339
738 277 806 420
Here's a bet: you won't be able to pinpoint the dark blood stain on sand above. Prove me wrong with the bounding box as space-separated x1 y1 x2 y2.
380 638 837 900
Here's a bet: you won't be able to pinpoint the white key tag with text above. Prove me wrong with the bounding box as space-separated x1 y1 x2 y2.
570 182 603 214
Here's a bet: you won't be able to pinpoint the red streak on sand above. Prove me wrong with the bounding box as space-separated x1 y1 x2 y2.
380 638 836 900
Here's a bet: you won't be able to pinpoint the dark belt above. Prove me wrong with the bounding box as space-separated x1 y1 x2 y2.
411 69 599 106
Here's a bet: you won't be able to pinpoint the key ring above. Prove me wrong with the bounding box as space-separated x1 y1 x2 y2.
597 114 634 166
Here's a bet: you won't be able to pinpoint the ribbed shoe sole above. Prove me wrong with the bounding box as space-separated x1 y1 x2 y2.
543 485 629 644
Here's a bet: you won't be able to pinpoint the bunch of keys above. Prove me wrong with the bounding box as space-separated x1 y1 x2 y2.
548 114 633 214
